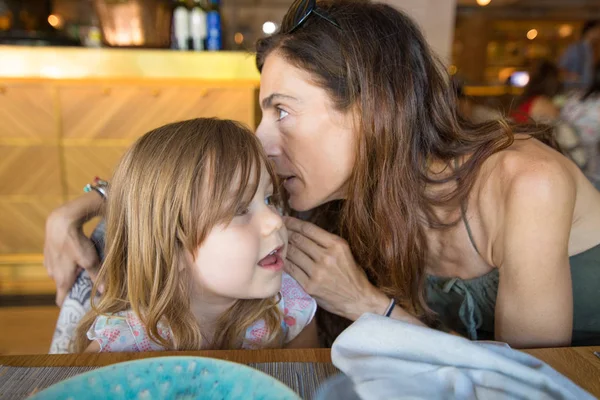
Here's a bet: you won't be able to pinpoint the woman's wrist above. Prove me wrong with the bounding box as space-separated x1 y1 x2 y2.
58 191 105 226
346 285 391 321
349 285 426 327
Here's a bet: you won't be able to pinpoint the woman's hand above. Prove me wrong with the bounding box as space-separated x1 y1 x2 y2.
44 192 104 306
284 217 388 321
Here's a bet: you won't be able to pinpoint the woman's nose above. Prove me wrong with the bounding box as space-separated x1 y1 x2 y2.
256 120 279 157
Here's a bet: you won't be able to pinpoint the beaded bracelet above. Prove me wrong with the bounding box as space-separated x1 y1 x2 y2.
83 177 108 200
384 297 396 317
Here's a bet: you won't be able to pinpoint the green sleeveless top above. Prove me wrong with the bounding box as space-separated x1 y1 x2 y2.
426 210 600 346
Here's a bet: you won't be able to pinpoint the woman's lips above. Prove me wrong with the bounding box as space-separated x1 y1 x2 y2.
282 176 299 192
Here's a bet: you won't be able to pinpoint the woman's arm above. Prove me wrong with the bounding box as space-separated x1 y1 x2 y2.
494 158 576 348
284 318 320 348
84 340 101 353
44 191 105 306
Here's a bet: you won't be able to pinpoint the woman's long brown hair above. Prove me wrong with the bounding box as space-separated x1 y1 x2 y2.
257 0 559 341
73 118 283 352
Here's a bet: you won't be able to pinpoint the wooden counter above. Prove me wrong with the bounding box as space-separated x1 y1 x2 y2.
0 47 260 295
0 46 260 82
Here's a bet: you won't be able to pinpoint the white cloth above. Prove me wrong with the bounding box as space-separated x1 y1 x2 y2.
330 314 595 400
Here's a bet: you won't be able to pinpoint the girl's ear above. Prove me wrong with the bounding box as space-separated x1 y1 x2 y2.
179 249 196 272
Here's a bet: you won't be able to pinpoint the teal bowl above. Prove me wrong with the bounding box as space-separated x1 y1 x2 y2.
30 356 300 400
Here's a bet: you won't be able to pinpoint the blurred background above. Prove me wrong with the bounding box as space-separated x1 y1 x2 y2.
1 0 599 354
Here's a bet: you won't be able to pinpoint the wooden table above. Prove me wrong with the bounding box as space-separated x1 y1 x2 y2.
0 349 330 368
524 346 600 397
1 347 599 397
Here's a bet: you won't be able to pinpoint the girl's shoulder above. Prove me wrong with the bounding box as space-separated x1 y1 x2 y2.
243 273 317 349
280 272 317 333
87 310 171 353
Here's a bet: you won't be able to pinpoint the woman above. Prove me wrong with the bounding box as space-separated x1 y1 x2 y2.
562 63 600 187
510 60 562 123
46 0 600 348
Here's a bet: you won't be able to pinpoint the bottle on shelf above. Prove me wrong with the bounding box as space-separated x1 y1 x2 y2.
189 0 207 51
84 15 102 48
172 0 190 50
205 0 221 51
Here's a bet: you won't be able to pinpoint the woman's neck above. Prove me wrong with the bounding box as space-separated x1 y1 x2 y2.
424 157 468 223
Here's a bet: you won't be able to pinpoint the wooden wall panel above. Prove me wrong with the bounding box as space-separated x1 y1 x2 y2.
0 83 60 260
0 80 257 296
0 145 62 196
0 199 62 254
60 85 255 141
63 146 128 197
0 84 56 141
0 306 59 354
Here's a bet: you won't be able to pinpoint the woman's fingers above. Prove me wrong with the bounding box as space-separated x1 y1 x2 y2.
287 242 315 274
53 268 78 307
284 259 310 289
284 217 334 247
74 235 101 282
44 211 101 306
288 230 323 261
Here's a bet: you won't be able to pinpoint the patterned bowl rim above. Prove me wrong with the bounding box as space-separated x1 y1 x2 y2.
30 355 301 399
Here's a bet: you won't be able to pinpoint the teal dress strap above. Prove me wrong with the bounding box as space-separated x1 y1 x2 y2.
427 159 498 340
461 202 482 257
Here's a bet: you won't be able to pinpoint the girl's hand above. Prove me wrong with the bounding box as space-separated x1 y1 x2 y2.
284 217 388 321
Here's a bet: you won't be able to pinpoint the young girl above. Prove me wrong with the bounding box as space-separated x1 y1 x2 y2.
72 118 318 352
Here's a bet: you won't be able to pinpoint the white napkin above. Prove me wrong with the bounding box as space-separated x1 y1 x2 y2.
330 313 595 400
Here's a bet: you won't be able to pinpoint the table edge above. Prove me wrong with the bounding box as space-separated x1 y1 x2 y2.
0 348 332 368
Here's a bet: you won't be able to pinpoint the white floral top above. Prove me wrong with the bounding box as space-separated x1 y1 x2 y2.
561 93 600 145
561 93 600 185
87 273 316 351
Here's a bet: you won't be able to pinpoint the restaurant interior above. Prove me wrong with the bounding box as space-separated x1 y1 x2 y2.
0 0 599 398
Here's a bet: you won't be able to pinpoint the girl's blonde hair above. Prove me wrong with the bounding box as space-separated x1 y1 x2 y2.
73 118 283 352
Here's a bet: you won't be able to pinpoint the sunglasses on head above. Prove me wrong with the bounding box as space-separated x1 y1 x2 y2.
283 0 341 34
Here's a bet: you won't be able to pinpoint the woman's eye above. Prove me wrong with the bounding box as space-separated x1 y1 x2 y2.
277 108 289 121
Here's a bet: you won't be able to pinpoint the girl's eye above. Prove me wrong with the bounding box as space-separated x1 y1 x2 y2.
266 195 284 215
277 108 289 121
236 207 250 216
265 195 276 207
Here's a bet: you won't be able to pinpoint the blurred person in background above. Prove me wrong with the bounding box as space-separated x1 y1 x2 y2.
455 82 502 124
559 20 600 89
511 61 588 168
511 60 561 124
562 63 600 187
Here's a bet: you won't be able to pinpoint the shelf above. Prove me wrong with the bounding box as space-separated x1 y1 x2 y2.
0 47 260 84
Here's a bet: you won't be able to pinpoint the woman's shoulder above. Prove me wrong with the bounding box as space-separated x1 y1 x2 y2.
484 136 577 196
475 138 578 233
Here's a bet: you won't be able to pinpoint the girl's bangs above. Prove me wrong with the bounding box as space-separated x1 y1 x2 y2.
208 137 281 225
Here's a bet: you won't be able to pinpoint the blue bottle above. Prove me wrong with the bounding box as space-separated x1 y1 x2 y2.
206 11 221 51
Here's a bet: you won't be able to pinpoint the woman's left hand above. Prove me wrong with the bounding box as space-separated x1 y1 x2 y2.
284 216 388 321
